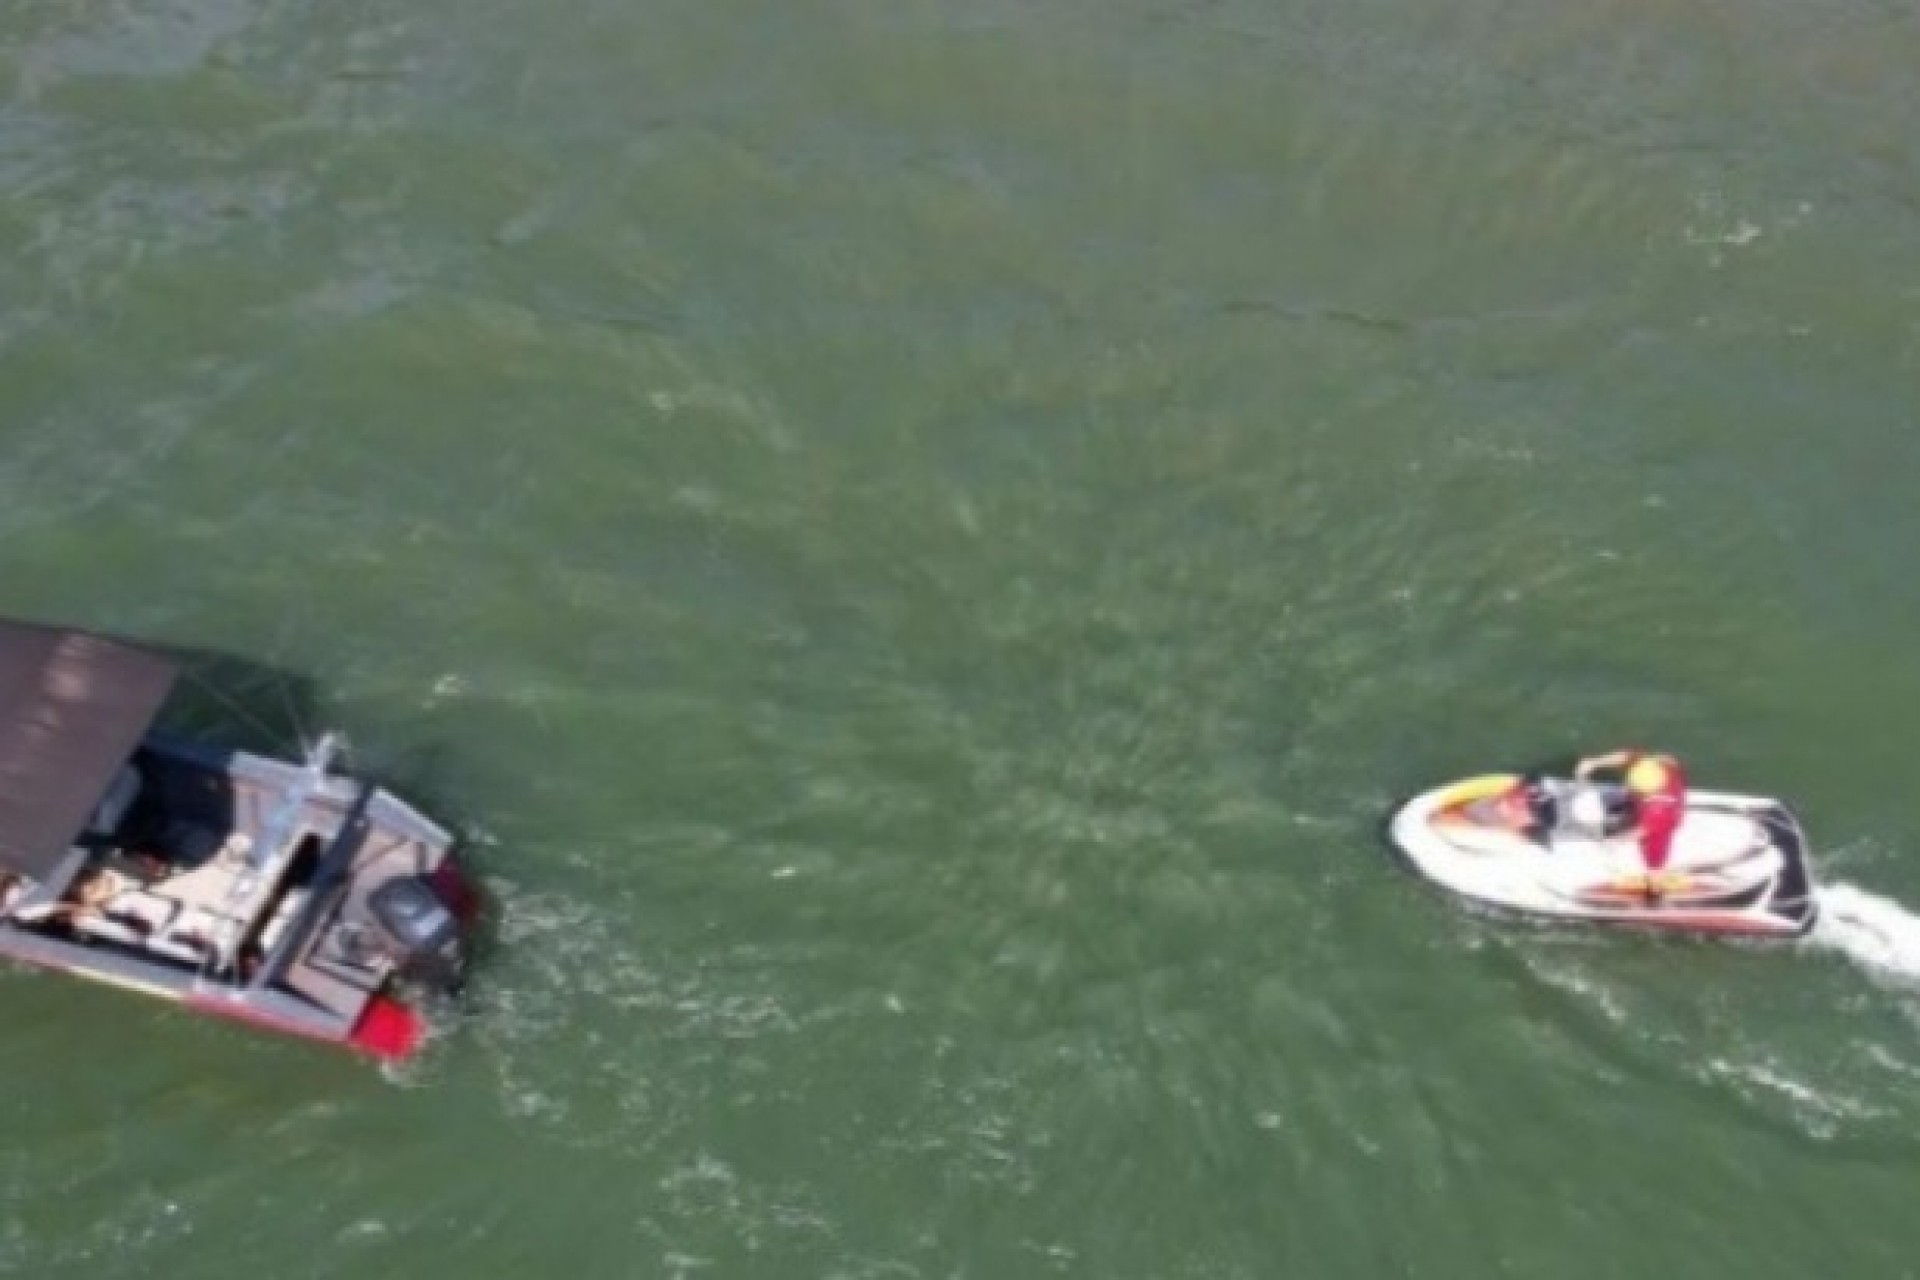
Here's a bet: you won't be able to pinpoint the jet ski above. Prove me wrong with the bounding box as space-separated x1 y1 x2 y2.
1388 774 1819 938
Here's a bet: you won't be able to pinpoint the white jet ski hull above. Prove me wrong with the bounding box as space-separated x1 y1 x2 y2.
1388 775 1819 938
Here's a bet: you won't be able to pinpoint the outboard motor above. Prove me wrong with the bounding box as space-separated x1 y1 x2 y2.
366 875 463 990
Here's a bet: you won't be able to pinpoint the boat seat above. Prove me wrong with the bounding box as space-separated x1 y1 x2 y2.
102 890 180 935
71 914 147 948
147 933 212 968
7 847 93 923
160 907 232 966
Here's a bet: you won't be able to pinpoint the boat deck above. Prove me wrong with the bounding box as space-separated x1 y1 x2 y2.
5 741 454 1031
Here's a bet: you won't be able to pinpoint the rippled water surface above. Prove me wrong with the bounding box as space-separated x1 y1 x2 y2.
3 0 1920 1276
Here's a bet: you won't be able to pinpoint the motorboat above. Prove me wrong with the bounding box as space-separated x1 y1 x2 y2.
0 619 478 1060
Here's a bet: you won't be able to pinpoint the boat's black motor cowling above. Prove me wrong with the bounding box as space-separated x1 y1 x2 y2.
366 875 463 990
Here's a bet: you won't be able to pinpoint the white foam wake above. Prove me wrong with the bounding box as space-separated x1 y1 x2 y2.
1809 882 1920 985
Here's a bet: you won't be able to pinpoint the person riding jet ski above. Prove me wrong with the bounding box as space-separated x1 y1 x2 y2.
1573 749 1688 897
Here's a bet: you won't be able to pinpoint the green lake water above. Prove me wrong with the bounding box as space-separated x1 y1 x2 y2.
3 0 1920 1275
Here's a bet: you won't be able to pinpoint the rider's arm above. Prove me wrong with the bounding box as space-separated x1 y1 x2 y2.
1574 749 1633 780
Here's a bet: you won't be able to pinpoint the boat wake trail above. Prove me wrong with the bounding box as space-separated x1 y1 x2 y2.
1809 883 1920 986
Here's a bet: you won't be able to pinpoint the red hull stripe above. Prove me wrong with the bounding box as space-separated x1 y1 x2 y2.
184 993 341 1045
183 991 426 1061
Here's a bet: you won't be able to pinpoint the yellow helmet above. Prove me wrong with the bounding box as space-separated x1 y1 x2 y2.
1626 756 1672 793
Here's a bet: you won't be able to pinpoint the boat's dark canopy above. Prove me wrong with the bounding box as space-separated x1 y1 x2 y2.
0 622 175 879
